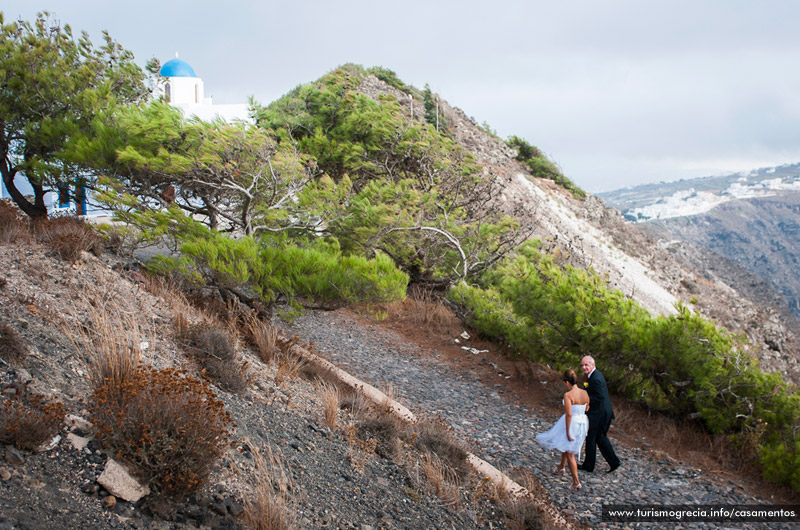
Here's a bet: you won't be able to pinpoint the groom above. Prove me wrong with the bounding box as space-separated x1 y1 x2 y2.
578 356 621 473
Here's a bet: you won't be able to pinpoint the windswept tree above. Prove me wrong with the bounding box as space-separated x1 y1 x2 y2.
254 65 530 287
0 11 148 218
81 102 317 236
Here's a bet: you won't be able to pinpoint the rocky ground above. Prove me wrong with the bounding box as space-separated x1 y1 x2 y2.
0 241 523 530
1 237 798 530
277 309 800 530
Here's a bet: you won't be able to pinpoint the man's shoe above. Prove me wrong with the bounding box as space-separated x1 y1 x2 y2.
578 464 593 472
607 462 620 474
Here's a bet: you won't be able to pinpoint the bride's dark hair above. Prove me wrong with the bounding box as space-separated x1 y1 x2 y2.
562 369 577 386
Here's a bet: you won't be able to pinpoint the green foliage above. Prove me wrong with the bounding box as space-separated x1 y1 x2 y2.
506 136 585 198
136 207 409 309
422 84 447 131
0 11 147 218
366 66 412 94
252 65 525 286
448 242 800 491
90 366 234 498
76 102 311 236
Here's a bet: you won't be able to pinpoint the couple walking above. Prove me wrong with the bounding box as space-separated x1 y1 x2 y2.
535 356 621 490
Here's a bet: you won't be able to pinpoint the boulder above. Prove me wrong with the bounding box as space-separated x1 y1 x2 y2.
97 459 149 502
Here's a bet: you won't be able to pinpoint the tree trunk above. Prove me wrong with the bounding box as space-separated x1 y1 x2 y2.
1 168 48 219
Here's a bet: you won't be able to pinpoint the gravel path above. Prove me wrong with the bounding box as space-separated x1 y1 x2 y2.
279 309 798 530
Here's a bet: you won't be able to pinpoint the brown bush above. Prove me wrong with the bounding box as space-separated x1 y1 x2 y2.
35 216 100 263
357 414 401 459
89 366 234 498
0 200 30 244
0 382 65 451
180 324 250 393
502 470 554 530
408 416 472 480
0 322 29 363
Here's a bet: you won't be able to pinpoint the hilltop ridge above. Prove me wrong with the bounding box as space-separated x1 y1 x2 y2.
354 73 799 383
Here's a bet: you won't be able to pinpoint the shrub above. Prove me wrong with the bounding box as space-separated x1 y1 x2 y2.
0 199 30 244
357 414 401 460
0 322 29 363
449 241 800 491
35 216 100 262
366 65 412 94
89 366 234 498
0 382 65 451
507 136 585 199
409 416 472 480
179 324 250 394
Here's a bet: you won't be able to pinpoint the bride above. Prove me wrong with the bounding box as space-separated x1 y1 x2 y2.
536 369 590 490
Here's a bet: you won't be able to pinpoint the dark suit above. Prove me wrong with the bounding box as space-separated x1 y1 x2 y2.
582 369 620 471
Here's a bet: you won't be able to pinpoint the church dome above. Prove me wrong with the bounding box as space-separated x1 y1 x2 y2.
160 58 197 78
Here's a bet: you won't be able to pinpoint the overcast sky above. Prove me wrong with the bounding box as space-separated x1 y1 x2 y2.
5 1 800 193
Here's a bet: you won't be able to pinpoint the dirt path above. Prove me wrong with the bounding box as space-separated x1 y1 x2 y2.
278 307 797 529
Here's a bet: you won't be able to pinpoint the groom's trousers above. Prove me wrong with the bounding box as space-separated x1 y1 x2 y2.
582 413 620 471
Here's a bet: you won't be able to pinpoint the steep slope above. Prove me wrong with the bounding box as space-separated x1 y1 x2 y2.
0 240 517 530
355 74 800 383
645 193 800 318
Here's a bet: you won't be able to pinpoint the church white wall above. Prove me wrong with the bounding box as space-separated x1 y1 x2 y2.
168 76 207 105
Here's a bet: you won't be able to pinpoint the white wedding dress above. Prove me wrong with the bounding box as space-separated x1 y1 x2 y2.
536 403 589 455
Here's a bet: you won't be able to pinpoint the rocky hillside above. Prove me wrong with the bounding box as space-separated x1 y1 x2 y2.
1 236 544 530
647 193 800 318
356 75 800 384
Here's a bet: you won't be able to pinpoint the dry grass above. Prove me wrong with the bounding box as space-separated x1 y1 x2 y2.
0 200 31 245
408 416 472 480
415 452 462 508
499 470 556 530
381 285 462 332
345 423 377 473
273 337 308 389
245 315 278 363
502 496 551 530
339 387 370 417
316 380 340 429
243 443 296 530
178 323 251 393
356 413 402 460
275 350 306 389
34 216 101 263
63 302 143 389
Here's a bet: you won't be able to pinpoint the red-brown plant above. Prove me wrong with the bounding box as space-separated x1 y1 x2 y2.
89 366 234 498
0 383 65 451
34 215 100 263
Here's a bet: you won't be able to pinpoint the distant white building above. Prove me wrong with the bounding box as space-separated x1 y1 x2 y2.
1 55 254 214
158 55 252 123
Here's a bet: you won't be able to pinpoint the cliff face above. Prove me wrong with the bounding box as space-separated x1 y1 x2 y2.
646 192 800 318
356 75 800 383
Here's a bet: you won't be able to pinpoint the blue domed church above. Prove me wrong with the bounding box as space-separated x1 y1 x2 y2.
158 54 251 122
